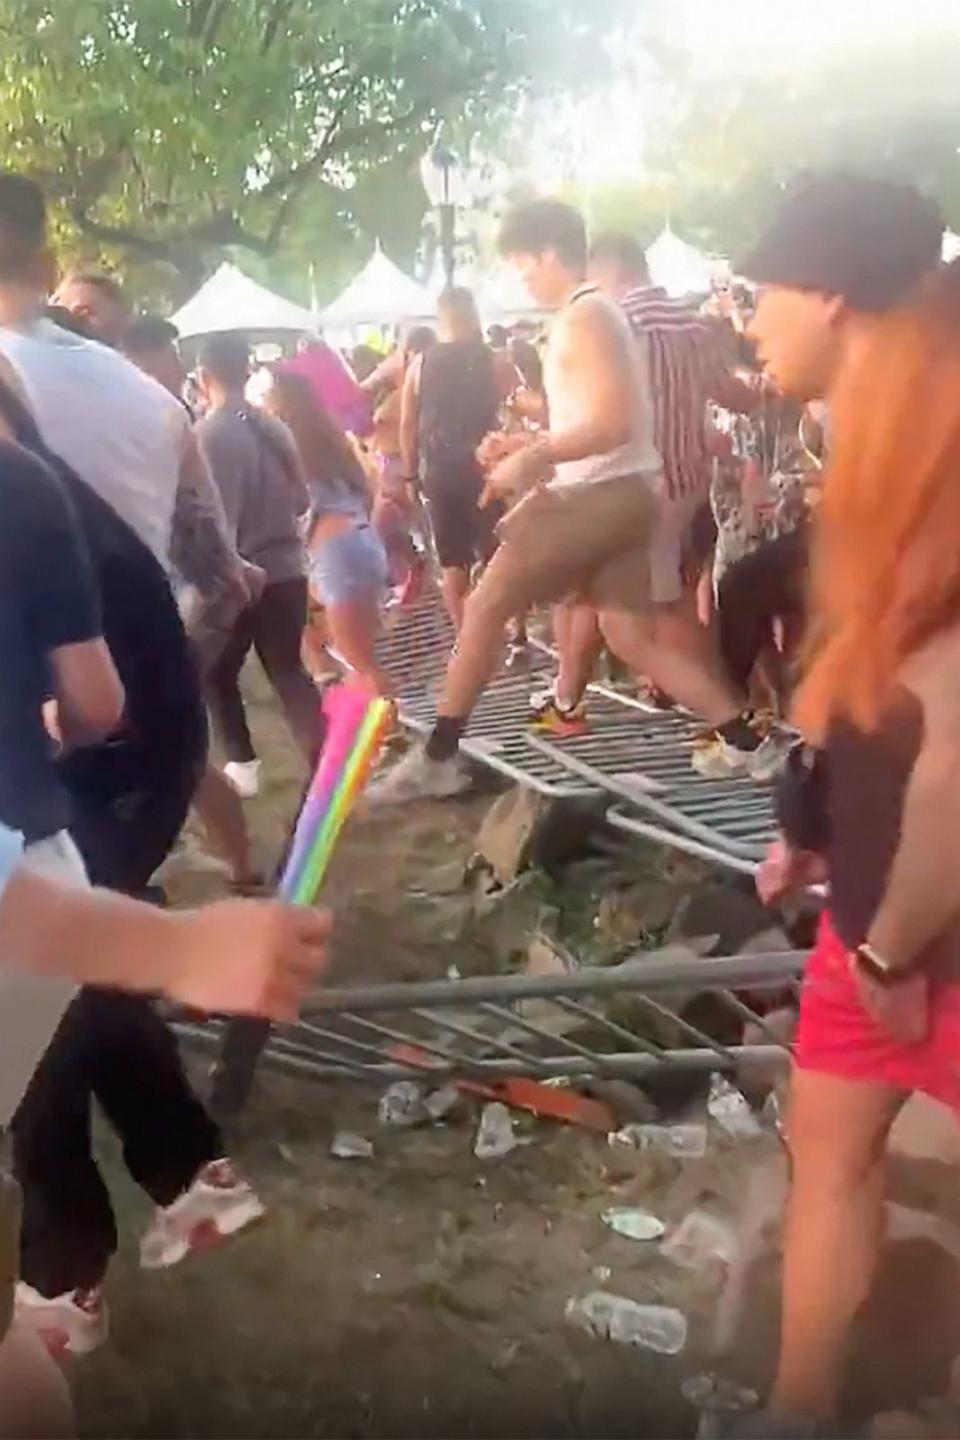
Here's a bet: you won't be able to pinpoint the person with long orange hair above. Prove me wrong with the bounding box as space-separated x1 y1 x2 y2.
742 255 960 1432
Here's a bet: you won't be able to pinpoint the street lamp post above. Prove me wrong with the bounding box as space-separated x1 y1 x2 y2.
420 143 464 290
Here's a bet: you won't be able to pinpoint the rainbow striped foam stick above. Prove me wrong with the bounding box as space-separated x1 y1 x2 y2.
279 685 392 906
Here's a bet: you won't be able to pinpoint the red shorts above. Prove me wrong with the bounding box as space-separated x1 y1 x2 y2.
796 912 960 1110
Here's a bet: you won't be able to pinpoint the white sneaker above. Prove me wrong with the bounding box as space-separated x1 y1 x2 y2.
366 747 470 805
139 1159 265 1270
15 1282 108 1356
528 681 558 713
223 760 261 799
691 732 782 782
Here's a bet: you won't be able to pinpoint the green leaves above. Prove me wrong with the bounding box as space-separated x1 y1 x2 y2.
0 0 623 296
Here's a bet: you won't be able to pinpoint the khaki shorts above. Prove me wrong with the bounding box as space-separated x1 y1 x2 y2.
649 486 706 605
485 474 660 616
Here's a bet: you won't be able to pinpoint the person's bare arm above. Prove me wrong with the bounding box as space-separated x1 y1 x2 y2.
865 637 960 969
49 637 124 745
399 355 422 479
0 868 331 1021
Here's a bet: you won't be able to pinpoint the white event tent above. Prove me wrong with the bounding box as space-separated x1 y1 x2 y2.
322 245 435 329
645 225 715 298
171 262 316 339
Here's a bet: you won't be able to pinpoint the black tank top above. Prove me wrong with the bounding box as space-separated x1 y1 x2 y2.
418 339 499 475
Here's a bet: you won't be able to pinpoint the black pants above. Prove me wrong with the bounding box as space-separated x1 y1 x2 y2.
717 525 809 695
205 576 321 765
12 723 221 1297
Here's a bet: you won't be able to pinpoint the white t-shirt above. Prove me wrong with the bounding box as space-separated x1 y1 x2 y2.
0 319 188 567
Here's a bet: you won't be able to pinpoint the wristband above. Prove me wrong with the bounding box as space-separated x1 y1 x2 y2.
850 942 917 988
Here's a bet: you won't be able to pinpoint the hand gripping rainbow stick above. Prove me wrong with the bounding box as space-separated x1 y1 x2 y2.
279 685 392 905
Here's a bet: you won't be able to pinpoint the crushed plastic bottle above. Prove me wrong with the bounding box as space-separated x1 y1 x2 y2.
474 1102 519 1159
662 1208 736 1270
682 1372 758 1413
378 1080 429 1128
609 1122 708 1159
330 1131 374 1160
708 1075 763 1141
424 1084 462 1122
601 1207 665 1242
566 1291 687 1355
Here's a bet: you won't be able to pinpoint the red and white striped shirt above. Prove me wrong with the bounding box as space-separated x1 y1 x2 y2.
619 286 725 501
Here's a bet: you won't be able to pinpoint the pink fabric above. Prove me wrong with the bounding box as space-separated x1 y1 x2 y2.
280 344 371 436
796 912 960 1109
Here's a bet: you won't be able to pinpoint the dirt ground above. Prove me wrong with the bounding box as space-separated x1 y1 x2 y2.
73 670 960 1439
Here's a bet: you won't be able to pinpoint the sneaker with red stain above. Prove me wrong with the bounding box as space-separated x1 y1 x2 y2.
139 1158 266 1270
15 1282 108 1356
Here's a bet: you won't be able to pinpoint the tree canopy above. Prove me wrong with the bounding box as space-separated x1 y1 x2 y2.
0 0 627 296
569 23 960 261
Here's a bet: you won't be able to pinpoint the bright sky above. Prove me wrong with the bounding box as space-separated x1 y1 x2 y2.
673 0 960 67
535 0 960 186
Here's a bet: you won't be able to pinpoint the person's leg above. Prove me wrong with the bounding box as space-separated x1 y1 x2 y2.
772 1069 905 1421
650 589 736 695
424 474 476 633
372 488 416 587
81 989 220 1206
205 605 257 764
326 598 392 696
717 527 809 694
0 1323 74 1437
598 602 745 726
29 743 221 1254
191 765 257 887
431 541 534 753
440 566 471 632
555 601 603 709
13 1000 115 1297
249 579 322 766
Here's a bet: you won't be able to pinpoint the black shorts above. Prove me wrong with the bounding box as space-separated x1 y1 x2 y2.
422 463 499 571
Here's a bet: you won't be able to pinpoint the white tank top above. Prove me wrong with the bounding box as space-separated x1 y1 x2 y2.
0 319 188 567
544 285 661 489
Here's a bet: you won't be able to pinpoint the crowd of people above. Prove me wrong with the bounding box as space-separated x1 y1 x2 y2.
0 154 957 1440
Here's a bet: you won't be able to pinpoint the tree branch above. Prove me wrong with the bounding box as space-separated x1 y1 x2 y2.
259 0 296 55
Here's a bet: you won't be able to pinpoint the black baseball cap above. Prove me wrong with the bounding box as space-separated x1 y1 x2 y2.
740 174 944 311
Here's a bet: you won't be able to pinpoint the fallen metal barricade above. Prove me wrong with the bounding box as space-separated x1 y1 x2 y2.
197 947 803 1112
524 728 778 869
377 588 780 863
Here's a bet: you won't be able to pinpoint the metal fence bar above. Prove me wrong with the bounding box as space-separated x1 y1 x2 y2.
606 808 760 876
548 995 677 1061
246 1043 791 1084
201 948 807 1104
331 1013 460 1066
526 736 768 860
409 1007 552 1070
628 994 736 1060
313 950 804 1013
475 1001 623 1075
714 988 793 1046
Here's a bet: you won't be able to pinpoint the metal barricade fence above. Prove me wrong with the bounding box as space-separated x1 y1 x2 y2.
196 948 804 1111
